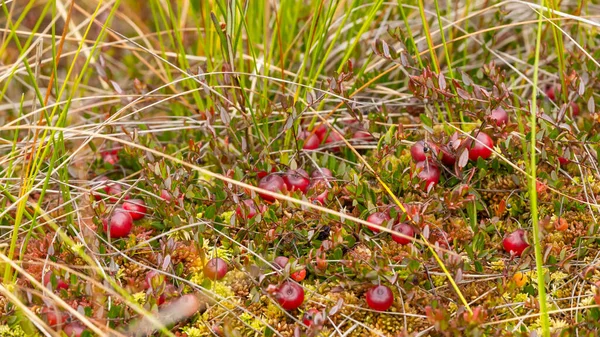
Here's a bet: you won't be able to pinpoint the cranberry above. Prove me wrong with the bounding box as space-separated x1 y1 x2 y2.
101 149 119 165
276 282 304 311
274 256 289 269
310 168 333 181
439 145 456 166
43 272 69 291
490 107 508 126
236 199 265 219
558 156 569 165
299 131 320 150
313 125 328 141
410 140 438 162
41 307 67 327
324 132 344 152
258 174 285 202
569 102 580 116
93 179 123 202
302 308 320 327
291 268 307 282
467 132 494 161
365 285 394 311
415 161 440 190
102 208 133 238
502 229 529 256
366 212 391 233
391 223 415 245
204 257 228 280
123 199 147 220
283 169 311 193
63 322 87 337
545 85 558 101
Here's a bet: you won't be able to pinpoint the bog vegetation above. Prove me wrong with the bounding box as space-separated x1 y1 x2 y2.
0 1 599 336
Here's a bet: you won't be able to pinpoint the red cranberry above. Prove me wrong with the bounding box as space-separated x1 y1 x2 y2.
366 212 391 233
101 149 119 165
410 140 438 162
490 107 508 126
569 102 580 116
365 285 394 311
236 199 265 219
43 272 69 291
123 199 147 220
204 257 228 280
310 168 333 181
415 161 440 190
313 125 328 141
468 132 494 161
63 322 87 337
439 145 456 166
545 85 558 101
276 282 305 311
558 156 569 165
258 174 285 202
502 229 529 256
302 308 320 327
299 131 320 150
391 223 415 245
283 169 311 194
274 256 289 269
102 208 133 238
41 307 67 327
324 132 344 152
94 179 123 202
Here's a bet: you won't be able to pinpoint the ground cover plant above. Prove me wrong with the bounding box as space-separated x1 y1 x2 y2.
0 0 599 336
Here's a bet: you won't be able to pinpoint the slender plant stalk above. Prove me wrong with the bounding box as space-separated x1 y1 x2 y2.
530 2 550 336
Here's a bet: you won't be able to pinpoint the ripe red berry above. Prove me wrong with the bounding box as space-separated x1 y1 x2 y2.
365 285 394 311
439 145 456 166
558 156 569 165
410 141 438 162
569 102 580 116
502 229 529 256
276 282 304 311
415 161 440 190
302 308 320 326
366 212 391 233
468 132 494 161
101 149 119 165
63 322 87 337
258 174 285 202
391 223 415 245
274 256 289 269
545 85 558 101
490 107 508 126
324 132 343 152
312 190 329 205
204 257 228 280
291 268 307 282
41 307 67 327
43 272 69 291
299 131 320 150
313 125 328 141
102 209 133 238
123 199 147 220
283 169 311 193
236 199 265 219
